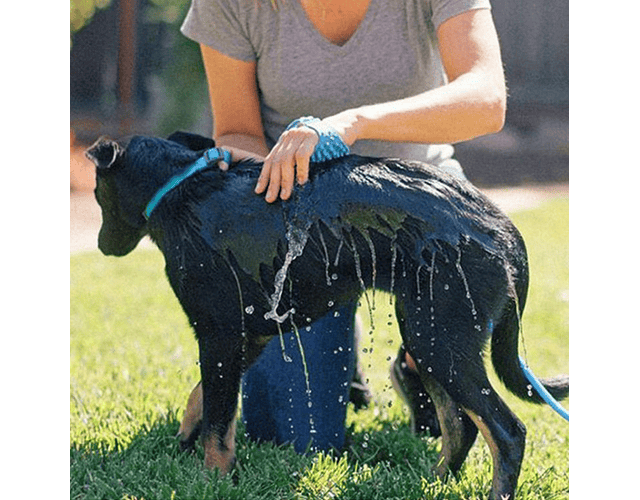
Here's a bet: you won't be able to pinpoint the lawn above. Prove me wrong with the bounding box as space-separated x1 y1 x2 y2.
70 199 569 500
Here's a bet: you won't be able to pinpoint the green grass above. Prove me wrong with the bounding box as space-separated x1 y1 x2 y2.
71 199 569 500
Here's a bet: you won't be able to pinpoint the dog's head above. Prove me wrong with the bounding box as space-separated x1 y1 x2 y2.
87 132 218 256
86 137 148 256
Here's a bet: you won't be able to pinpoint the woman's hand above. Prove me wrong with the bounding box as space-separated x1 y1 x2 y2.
215 145 265 171
254 124 319 203
255 115 356 203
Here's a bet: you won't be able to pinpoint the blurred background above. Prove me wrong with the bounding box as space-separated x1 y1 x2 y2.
70 0 568 190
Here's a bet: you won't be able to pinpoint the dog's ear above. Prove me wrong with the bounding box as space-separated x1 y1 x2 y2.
85 137 121 171
167 131 216 152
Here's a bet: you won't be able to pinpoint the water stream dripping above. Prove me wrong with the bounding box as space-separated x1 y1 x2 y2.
226 259 248 360
363 230 377 310
348 230 366 293
429 250 436 327
333 239 344 267
389 240 397 302
348 229 375 328
317 225 332 287
264 224 309 324
290 320 317 435
277 322 293 363
512 280 528 363
455 247 479 324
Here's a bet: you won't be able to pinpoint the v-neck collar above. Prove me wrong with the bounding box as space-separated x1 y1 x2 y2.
290 0 380 54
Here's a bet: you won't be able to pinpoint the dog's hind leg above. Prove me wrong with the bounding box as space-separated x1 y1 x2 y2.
423 361 525 499
177 381 203 451
394 303 478 477
415 346 525 498
419 372 478 477
395 281 525 498
409 335 525 498
461 397 526 500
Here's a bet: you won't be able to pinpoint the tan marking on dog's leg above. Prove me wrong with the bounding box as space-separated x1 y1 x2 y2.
464 409 520 500
203 419 237 475
417 376 476 480
432 406 463 480
405 351 418 372
178 381 203 439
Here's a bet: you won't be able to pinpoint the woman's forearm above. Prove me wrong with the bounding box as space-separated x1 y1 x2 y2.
330 71 506 146
215 133 270 159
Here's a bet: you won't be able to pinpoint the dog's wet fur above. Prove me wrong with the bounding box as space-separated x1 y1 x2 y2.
87 131 568 499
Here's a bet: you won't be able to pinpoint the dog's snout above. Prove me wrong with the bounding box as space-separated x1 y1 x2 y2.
98 227 141 256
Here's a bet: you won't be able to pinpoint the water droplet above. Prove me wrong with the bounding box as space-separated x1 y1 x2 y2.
328 300 334 307
244 305 254 315
444 284 450 291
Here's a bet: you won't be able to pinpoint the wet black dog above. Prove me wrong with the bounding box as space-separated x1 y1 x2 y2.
87 131 568 499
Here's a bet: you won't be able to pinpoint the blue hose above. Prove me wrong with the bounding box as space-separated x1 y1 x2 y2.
519 356 569 421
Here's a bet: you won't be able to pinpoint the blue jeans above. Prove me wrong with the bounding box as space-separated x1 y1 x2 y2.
241 301 358 453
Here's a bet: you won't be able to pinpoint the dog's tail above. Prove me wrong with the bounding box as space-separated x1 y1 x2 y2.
491 306 569 406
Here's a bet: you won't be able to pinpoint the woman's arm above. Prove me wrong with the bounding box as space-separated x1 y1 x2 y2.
256 8 506 202
332 8 506 145
200 44 270 164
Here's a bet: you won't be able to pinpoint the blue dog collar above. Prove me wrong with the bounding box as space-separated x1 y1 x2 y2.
286 116 350 162
143 147 232 220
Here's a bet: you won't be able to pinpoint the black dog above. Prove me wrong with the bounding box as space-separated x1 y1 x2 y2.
87 131 568 499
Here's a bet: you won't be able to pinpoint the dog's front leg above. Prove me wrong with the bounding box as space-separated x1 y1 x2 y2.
198 336 243 475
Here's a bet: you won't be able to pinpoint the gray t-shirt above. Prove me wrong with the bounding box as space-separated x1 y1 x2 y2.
181 0 491 171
